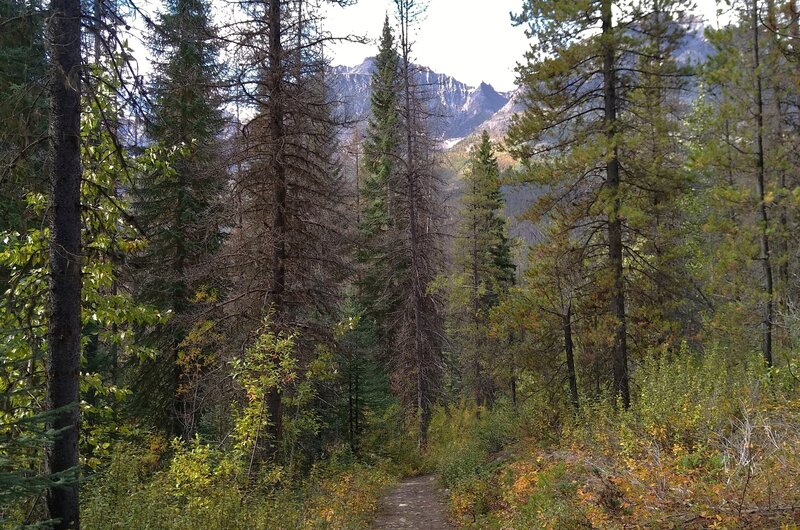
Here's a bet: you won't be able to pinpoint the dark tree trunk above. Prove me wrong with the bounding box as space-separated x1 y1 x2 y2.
46 0 82 524
354 362 360 450
346 351 362 453
348 360 354 450
510 332 519 409
510 371 517 409
398 1 428 449
564 305 579 415
752 0 774 367
471 176 482 411
266 0 285 458
602 0 630 407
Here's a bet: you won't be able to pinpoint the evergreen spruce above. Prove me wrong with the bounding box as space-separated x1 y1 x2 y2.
358 16 403 356
449 130 514 407
133 0 225 437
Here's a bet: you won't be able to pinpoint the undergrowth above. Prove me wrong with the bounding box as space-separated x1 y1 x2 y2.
429 351 800 529
81 441 394 530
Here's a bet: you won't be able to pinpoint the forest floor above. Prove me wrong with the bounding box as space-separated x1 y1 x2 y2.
370 474 452 529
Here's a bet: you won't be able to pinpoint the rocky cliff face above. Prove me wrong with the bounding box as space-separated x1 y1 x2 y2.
472 86 526 139
330 58 511 140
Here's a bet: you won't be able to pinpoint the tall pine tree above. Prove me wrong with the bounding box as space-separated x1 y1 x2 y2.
358 16 403 355
358 4 446 447
509 0 696 406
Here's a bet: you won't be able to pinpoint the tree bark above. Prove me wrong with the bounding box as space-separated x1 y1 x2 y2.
602 0 630 407
397 0 427 449
752 0 774 367
348 356 354 450
471 170 483 411
46 0 82 524
564 304 579 415
266 0 285 458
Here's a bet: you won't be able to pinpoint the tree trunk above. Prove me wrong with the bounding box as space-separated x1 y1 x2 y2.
398 1 428 449
348 356 355 450
354 361 360 450
564 305 579 415
46 0 82 524
511 331 519 409
471 174 482 411
752 0 774 367
602 0 630 407
266 0 285 458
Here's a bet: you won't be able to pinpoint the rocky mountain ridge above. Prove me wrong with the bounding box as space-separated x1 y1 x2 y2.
331 20 712 149
330 57 511 140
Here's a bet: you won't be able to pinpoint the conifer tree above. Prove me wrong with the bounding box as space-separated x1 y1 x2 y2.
509 0 694 407
762 1 800 319
762 2 800 359
344 16 405 453
358 16 403 352
133 0 225 437
492 213 583 414
510 0 629 406
692 0 795 365
621 1 698 357
449 130 514 407
393 0 445 446
225 0 349 460
357 4 445 447
751 0 776 366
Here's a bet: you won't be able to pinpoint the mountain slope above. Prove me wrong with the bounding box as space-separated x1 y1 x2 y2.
330 58 510 140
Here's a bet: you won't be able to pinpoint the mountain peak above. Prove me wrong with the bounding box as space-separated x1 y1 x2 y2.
331 58 511 140
351 56 376 75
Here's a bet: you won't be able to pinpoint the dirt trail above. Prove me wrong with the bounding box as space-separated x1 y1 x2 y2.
371 474 452 529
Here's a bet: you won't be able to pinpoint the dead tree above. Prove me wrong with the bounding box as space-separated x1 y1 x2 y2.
222 0 350 460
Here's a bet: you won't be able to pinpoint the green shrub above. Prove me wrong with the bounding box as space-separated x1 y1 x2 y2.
473 401 520 454
508 463 586 530
623 349 752 453
81 438 393 530
438 440 485 490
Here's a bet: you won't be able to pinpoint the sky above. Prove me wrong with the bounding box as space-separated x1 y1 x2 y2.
321 0 727 92
321 0 528 92
128 0 728 93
